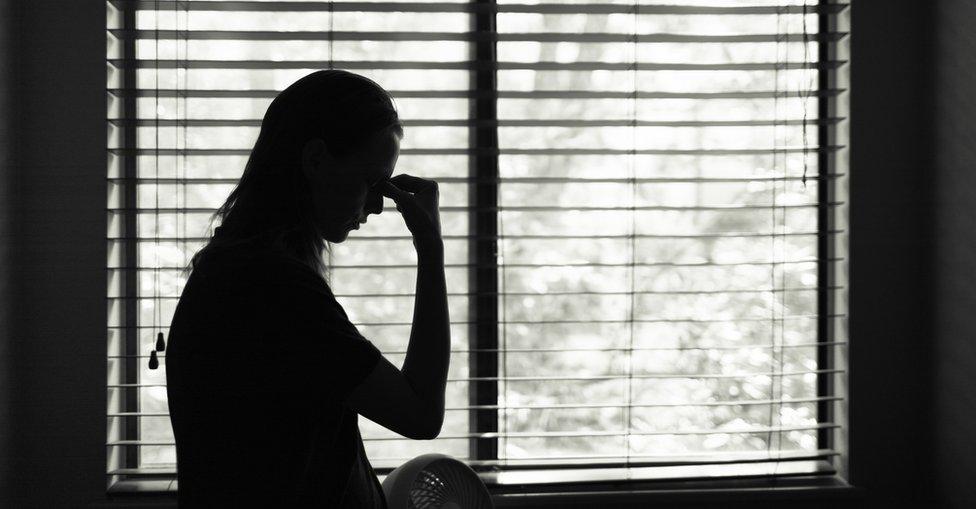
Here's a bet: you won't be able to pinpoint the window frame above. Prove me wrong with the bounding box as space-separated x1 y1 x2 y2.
104 0 852 496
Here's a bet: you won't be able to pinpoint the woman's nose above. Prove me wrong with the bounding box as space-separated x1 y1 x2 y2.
364 189 383 216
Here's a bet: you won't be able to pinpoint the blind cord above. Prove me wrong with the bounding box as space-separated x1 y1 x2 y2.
765 4 782 476
173 0 180 287
499 185 508 461
767 3 809 481
498 101 509 465
149 0 164 369
623 0 640 471
328 0 334 70
179 0 189 280
801 2 812 189
325 1 334 279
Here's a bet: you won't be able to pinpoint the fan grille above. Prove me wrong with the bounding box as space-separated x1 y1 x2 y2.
406 459 492 509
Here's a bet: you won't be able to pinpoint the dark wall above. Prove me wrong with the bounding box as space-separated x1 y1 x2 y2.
848 1 936 506
931 1 976 507
0 1 108 507
0 0 17 503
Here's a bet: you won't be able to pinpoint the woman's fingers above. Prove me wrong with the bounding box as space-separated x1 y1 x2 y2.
376 180 411 202
377 174 442 241
389 174 437 193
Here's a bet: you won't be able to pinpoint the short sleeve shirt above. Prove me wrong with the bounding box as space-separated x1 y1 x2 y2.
164 242 387 508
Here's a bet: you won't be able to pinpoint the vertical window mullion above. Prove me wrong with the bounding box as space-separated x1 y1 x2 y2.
121 0 140 472
817 0 835 453
469 0 499 463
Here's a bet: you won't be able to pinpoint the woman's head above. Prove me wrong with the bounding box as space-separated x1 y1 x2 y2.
192 69 403 278
301 126 399 242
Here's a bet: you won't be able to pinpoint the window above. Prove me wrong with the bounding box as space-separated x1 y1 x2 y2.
106 0 849 492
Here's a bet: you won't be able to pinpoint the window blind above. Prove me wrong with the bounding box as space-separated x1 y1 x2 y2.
105 0 850 492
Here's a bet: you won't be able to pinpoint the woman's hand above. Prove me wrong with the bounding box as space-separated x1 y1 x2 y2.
376 174 442 248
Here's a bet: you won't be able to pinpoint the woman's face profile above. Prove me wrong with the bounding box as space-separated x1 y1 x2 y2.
302 130 400 243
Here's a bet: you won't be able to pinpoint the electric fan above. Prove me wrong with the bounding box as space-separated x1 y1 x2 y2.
381 453 494 509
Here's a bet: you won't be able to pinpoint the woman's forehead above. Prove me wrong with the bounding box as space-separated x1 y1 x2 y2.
336 131 398 182
371 133 399 176
358 156 395 186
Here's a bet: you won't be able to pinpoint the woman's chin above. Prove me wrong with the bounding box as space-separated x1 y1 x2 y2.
323 225 354 243
324 232 346 243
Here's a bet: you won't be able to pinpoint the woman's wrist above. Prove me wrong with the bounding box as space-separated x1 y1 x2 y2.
414 237 444 263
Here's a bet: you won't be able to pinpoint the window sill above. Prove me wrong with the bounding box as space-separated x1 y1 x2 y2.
490 476 859 508
96 462 860 508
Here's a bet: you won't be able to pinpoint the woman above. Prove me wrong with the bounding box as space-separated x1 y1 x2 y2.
165 70 451 508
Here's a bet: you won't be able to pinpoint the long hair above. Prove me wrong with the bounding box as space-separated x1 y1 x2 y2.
186 70 404 281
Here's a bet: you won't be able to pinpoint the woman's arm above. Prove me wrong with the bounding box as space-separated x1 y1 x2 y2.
399 239 450 436
343 175 450 439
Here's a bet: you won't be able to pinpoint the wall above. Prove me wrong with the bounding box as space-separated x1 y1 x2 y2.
932 1 976 507
848 1 937 506
0 1 108 507
0 0 17 504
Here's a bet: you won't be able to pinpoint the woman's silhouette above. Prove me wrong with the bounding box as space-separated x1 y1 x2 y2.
165 70 451 508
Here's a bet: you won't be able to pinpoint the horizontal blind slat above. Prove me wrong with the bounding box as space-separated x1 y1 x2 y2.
106 450 840 477
107 258 839 270
108 286 843 300
108 175 846 184
108 368 846 386
110 341 848 351
106 396 843 415
106 203 842 212
107 88 847 99
107 146 844 155
107 58 847 71
105 460 837 491
105 232 846 242
108 28 848 44
108 314 843 324
109 117 845 128
112 1 849 16
105 423 840 446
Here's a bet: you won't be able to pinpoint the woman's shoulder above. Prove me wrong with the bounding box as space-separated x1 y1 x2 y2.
264 254 334 296
193 243 334 297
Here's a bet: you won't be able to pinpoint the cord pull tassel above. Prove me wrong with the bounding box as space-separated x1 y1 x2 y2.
156 331 166 352
148 350 159 370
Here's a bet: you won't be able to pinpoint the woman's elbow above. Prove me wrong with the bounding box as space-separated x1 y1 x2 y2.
414 407 444 440
414 423 442 441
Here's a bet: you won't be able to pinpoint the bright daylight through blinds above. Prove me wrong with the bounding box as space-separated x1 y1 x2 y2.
106 0 849 489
